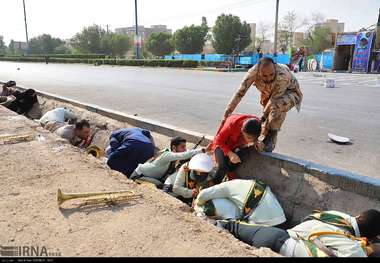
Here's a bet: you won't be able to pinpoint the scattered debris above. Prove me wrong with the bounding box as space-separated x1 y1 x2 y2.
324 79 335 88
328 133 350 144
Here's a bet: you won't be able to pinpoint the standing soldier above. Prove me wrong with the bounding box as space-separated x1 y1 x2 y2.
223 57 303 152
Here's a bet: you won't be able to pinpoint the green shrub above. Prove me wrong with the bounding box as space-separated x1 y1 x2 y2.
0 56 200 68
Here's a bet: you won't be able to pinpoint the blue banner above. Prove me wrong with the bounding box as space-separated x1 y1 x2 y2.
336 34 357 46
352 31 374 72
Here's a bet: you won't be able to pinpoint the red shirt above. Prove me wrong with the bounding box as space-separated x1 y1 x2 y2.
210 114 260 156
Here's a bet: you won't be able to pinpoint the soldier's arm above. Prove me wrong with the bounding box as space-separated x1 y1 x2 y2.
224 67 257 118
196 183 229 206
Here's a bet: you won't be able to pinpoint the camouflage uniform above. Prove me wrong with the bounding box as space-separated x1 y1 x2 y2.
224 63 303 149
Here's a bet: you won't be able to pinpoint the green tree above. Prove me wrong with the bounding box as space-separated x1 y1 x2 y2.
101 33 130 57
302 26 332 53
145 32 174 57
0 36 6 55
173 17 209 54
7 40 23 55
28 34 66 54
71 24 106 54
212 14 251 55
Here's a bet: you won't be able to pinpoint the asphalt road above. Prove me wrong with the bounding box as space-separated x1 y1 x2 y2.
1 61 379 179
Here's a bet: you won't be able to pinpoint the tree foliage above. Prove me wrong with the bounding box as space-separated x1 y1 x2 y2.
256 22 272 49
173 17 209 54
70 24 106 54
278 10 307 50
145 32 174 57
70 25 129 56
101 33 130 57
29 34 67 54
212 14 251 55
0 36 6 54
302 26 332 53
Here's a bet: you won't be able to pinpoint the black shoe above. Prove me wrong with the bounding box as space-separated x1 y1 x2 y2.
215 219 229 229
263 130 278 152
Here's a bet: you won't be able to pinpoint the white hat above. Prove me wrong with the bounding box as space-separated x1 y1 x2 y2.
188 153 213 173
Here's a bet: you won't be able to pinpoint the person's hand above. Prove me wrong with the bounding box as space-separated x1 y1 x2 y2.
263 100 273 116
254 140 265 152
204 144 213 153
228 151 241 164
192 188 199 197
223 108 232 121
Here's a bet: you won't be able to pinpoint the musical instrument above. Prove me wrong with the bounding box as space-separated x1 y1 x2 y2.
86 145 104 158
57 188 143 208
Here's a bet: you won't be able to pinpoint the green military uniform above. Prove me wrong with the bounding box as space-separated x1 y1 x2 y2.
195 179 286 226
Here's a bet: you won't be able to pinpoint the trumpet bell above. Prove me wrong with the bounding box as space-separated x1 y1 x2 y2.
86 145 104 158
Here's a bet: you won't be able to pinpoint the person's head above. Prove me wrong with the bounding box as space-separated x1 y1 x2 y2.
258 57 276 84
170 136 187 152
74 120 91 140
3 80 16 88
188 153 213 183
356 209 380 239
241 118 261 143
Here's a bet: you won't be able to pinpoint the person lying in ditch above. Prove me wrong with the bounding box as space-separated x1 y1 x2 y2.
172 153 215 206
193 179 286 227
105 127 155 178
1 80 40 117
130 136 206 189
215 209 380 257
39 107 78 127
207 114 263 185
223 57 303 153
51 119 92 148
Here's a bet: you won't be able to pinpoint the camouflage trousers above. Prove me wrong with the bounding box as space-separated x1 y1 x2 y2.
263 95 294 132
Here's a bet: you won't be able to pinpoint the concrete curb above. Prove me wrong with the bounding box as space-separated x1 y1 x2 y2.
3 81 380 201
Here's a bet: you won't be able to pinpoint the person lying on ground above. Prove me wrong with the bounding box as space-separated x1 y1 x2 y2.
194 179 286 226
0 80 17 96
1 81 41 119
172 153 214 206
216 209 380 257
5 88 38 115
208 114 262 184
39 107 77 127
130 136 206 189
223 57 303 152
54 119 91 148
106 127 155 177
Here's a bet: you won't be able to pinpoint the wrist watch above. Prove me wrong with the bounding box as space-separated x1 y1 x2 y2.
258 134 265 142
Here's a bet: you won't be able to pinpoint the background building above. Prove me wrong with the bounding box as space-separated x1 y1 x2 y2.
115 25 172 40
315 19 345 33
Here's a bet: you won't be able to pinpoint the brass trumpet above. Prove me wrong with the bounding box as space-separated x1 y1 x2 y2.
86 145 104 158
57 188 143 208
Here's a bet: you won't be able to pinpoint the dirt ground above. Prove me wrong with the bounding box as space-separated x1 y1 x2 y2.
0 105 278 257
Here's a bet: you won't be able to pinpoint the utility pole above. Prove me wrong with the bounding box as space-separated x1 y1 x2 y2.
106 24 109 34
134 0 140 59
273 0 280 56
22 0 29 54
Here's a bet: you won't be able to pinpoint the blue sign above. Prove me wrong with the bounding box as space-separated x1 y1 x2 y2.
352 31 374 72
336 34 357 46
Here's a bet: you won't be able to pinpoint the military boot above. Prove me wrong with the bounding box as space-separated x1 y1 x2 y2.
263 130 278 152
